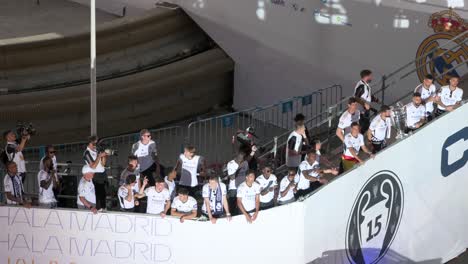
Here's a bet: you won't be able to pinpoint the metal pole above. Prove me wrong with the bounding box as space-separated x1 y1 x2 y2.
90 0 97 136
381 75 386 105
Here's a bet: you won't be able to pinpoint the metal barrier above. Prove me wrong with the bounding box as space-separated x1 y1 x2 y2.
187 85 343 168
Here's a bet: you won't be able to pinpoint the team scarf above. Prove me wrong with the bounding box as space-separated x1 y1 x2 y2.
210 184 224 215
9 174 22 202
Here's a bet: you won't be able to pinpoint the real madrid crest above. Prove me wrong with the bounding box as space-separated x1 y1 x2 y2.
415 9 468 86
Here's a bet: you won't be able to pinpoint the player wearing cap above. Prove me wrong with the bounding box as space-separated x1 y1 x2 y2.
414 74 437 121
435 76 463 117
405 92 426 133
367 105 392 153
340 122 374 173
77 165 97 214
336 97 361 143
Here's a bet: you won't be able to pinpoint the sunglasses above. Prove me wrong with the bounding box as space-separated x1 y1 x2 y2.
143 134 151 137
49 151 56 154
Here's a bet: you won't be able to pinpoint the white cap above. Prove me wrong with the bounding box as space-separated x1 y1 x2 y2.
82 165 94 175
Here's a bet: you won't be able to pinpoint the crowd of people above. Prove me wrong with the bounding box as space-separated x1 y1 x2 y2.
1 70 463 224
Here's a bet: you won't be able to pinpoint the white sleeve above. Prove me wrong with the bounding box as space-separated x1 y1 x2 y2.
164 190 170 201
255 184 261 194
237 186 245 198
386 119 392 139
3 177 11 192
457 91 463 102
280 178 289 192
221 184 227 196
191 199 198 210
118 187 128 199
338 113 347 129
369 118 378 131
202 185 209 198
171 199 177 209
359 135 365 146
78 183 88 198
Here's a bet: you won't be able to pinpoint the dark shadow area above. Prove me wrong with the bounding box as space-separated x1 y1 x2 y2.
307 248 443 264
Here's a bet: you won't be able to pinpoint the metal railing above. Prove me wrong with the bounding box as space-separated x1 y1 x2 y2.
186 85 343 167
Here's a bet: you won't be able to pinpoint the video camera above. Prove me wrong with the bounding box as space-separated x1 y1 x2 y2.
16 122 36 137
96 142 118 156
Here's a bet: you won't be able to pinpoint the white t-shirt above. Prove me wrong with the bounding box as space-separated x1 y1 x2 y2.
343 133 365 158
118 185 135 209
38 170 57 204
237 182 261 212
77 177 96 206
164 176 176 199
338 110 361 135
438 86 463 110
256 174 278 203
6 142 26 173
145 187 170 215
414 83 436 113
202 182 227 213
277 176 296 202
405 103 426 128
297 160 320 190
179 154 201 187
369 115 392 141
3 174 24 205
171 196 197 214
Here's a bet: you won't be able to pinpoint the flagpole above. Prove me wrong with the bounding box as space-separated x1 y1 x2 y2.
90 0 97 136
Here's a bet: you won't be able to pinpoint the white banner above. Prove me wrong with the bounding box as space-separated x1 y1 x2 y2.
1 105 467 264
0 202 304 264
304 103 468 263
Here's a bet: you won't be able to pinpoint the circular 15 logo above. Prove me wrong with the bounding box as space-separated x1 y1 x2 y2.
345 170 404 264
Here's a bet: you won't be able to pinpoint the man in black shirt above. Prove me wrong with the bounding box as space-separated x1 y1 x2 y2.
354 70 379 133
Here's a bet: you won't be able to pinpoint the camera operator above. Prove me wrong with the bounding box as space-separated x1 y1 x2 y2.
235 127 259 171
38 156 59 208
83 136 108 211
131 129 160 187
3 130 30 183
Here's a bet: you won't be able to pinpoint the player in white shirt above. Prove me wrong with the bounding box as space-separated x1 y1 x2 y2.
173 145 206 196
286 125 308 169
77 165 97 214
414 74 437 121
136 177 171 217
296 150 338 199
367 105 392 153
336 97 361 142
404 92 426 133
225 153 249 215
435 76 463 117
277 168 298 205
118 174 138 212
237 170 261 223
38 156 59 208
256 165 278 210
171 188 198 223
202 176 231 224
3 162 30 207
3 130 29 183
340 122 374 173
